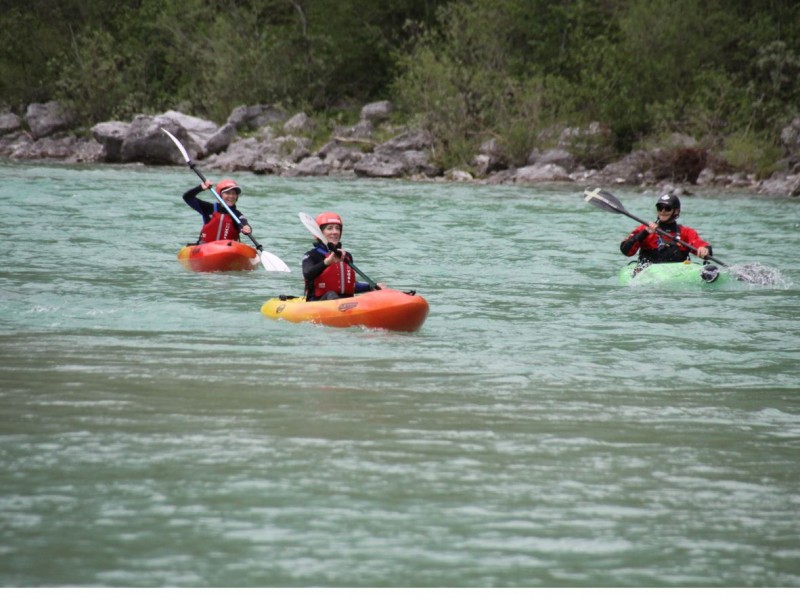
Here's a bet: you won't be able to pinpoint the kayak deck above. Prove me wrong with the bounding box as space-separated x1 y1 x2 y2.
261 288 429 332
177 240 259 272
619 261 731 287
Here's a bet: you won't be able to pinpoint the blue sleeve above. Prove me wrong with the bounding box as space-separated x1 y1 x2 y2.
355 281 372 293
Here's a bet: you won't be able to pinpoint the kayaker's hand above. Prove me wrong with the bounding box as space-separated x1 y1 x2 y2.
324 252 343 266
202 180 213 190
241 224 252 235
697 246 709 259
375 282 386 290
646 221 658 234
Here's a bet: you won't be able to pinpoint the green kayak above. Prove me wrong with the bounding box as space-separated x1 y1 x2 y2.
619 261 732 287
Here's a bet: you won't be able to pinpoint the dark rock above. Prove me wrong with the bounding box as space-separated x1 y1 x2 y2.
121 115 201 165
514 163 572 183
91 121 130 163
334 119 374 139
227 104 287 130
354 154 406 178
286 156 332 176
205 122 237 155
533 148 576 171
0 112 22 135
10 134 102 162
376 130 434 153
25 101 75 140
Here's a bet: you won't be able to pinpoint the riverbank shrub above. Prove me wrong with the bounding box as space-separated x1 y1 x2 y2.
2 0 797 175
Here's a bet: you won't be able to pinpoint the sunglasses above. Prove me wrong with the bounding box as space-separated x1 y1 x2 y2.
656 205 673 212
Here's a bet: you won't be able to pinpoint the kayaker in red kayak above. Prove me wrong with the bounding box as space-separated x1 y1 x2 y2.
620 193 712 264
183 178 253 243
302 212 383 301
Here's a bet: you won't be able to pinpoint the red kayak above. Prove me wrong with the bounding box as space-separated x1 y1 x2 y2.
177 240 259 272
260 288 429 332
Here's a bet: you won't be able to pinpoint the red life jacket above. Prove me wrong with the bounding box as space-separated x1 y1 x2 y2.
200 211 238 242
314 260 356 297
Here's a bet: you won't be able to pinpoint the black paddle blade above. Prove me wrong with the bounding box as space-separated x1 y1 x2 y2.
584 187 625 214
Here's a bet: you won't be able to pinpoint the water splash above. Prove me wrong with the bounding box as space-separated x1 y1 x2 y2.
729 263 787 287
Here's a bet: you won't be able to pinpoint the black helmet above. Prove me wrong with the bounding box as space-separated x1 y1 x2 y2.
656 193 681 211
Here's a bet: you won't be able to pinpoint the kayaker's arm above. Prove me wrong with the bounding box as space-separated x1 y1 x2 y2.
678 226 712 259
302 250 328 281
235 213 252 235
620 227 649 256
183 185 216 222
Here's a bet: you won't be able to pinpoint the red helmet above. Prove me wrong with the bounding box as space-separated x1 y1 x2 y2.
215 179 242 196
315 212 343 229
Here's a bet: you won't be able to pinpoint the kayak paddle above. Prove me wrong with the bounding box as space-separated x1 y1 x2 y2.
161 127 290 273
298 211 379 288
584 187 778 285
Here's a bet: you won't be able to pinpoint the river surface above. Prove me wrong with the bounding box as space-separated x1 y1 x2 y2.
1 162 798 587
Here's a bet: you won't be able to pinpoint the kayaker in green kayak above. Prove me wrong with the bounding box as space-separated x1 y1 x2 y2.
620 193 712 265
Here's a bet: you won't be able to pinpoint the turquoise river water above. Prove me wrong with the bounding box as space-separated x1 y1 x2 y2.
0 162 798 587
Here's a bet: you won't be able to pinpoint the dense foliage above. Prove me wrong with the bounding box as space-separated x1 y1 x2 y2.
1 0 798 171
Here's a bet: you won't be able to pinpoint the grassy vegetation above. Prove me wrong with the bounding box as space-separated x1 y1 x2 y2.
2 0 798 174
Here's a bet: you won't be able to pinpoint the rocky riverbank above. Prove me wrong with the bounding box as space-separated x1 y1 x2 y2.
2 100 799 198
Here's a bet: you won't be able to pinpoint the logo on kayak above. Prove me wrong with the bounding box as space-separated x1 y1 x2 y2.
338 302 358 312
190 247 202 257
275 304 286 313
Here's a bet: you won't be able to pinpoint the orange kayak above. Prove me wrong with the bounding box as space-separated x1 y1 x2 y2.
261 288 429 332
177 240 259 272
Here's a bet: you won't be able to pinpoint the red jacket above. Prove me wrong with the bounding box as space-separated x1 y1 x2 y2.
621 223 710 263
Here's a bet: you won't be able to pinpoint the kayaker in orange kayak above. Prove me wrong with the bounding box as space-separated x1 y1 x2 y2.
620 193 712 264
302 212 384 301
183 178 253 243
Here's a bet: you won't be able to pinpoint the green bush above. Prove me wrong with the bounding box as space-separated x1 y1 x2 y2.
721 131 782 179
